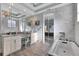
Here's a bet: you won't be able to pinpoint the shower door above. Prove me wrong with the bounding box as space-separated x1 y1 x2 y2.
43 13 54 47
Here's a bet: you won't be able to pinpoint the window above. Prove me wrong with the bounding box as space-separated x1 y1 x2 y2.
19 20 25 32
8 20 16 27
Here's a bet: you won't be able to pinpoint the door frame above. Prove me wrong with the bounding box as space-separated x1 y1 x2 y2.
43 13 54 44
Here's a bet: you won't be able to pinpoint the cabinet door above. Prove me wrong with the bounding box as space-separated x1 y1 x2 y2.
3 37 11 56
31 33 38 44
9 36 21 54
15 36 21 51
10 38 16 53
3 36 21 56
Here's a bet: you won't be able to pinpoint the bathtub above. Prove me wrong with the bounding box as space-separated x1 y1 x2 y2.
70 42 79 56
48 32 79 56
48 40 77 56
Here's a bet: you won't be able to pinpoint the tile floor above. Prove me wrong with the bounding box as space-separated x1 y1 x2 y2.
10 40 51 56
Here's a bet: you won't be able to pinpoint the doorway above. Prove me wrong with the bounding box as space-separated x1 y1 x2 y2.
43 13 54 47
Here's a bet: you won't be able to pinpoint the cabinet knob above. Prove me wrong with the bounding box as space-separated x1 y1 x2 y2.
63 50 66 53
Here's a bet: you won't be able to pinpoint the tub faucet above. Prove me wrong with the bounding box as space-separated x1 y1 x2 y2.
69 40 79 47
73 41 79 47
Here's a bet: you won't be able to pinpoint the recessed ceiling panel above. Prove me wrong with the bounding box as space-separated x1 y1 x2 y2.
31 3 43 7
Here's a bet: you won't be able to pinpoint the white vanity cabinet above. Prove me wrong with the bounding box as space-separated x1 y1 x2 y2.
10 37 16 53
31 33 38 44
0 36 2 54
3 35 21 56
3 37 11 56
14 36 21 51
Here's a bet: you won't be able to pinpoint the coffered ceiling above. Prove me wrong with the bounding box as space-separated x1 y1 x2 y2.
0 3 61 18
21 3 60 12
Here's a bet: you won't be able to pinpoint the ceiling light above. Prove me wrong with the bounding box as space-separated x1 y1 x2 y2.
8 3 14 9
2 10 11 17
23 9 26 11
9 3 14 6
9 6 11 9
12 3 14 6
32 3 43 7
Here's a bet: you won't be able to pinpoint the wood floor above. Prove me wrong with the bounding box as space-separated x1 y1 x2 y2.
10 41 51 56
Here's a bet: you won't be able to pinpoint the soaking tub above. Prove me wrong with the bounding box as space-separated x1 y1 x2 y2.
70 42 79 56
48 40 76 56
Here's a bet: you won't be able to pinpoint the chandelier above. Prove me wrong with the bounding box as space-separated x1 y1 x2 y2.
1 10 11 17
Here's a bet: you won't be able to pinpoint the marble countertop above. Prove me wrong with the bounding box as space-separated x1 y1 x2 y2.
1 33 31 38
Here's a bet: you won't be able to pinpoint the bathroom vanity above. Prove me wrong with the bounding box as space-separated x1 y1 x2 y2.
0 36 3 55
2 35 22 56
0 31 39 56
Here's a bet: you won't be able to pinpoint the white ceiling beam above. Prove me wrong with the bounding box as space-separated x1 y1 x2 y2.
24 3 54 11
35 3 71 15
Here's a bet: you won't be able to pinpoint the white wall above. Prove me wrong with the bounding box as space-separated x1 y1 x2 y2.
75 4 79 44
0 17 1 33
75 23 79 44
0 4 1 34
54 4 76 41
0 4 2 49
